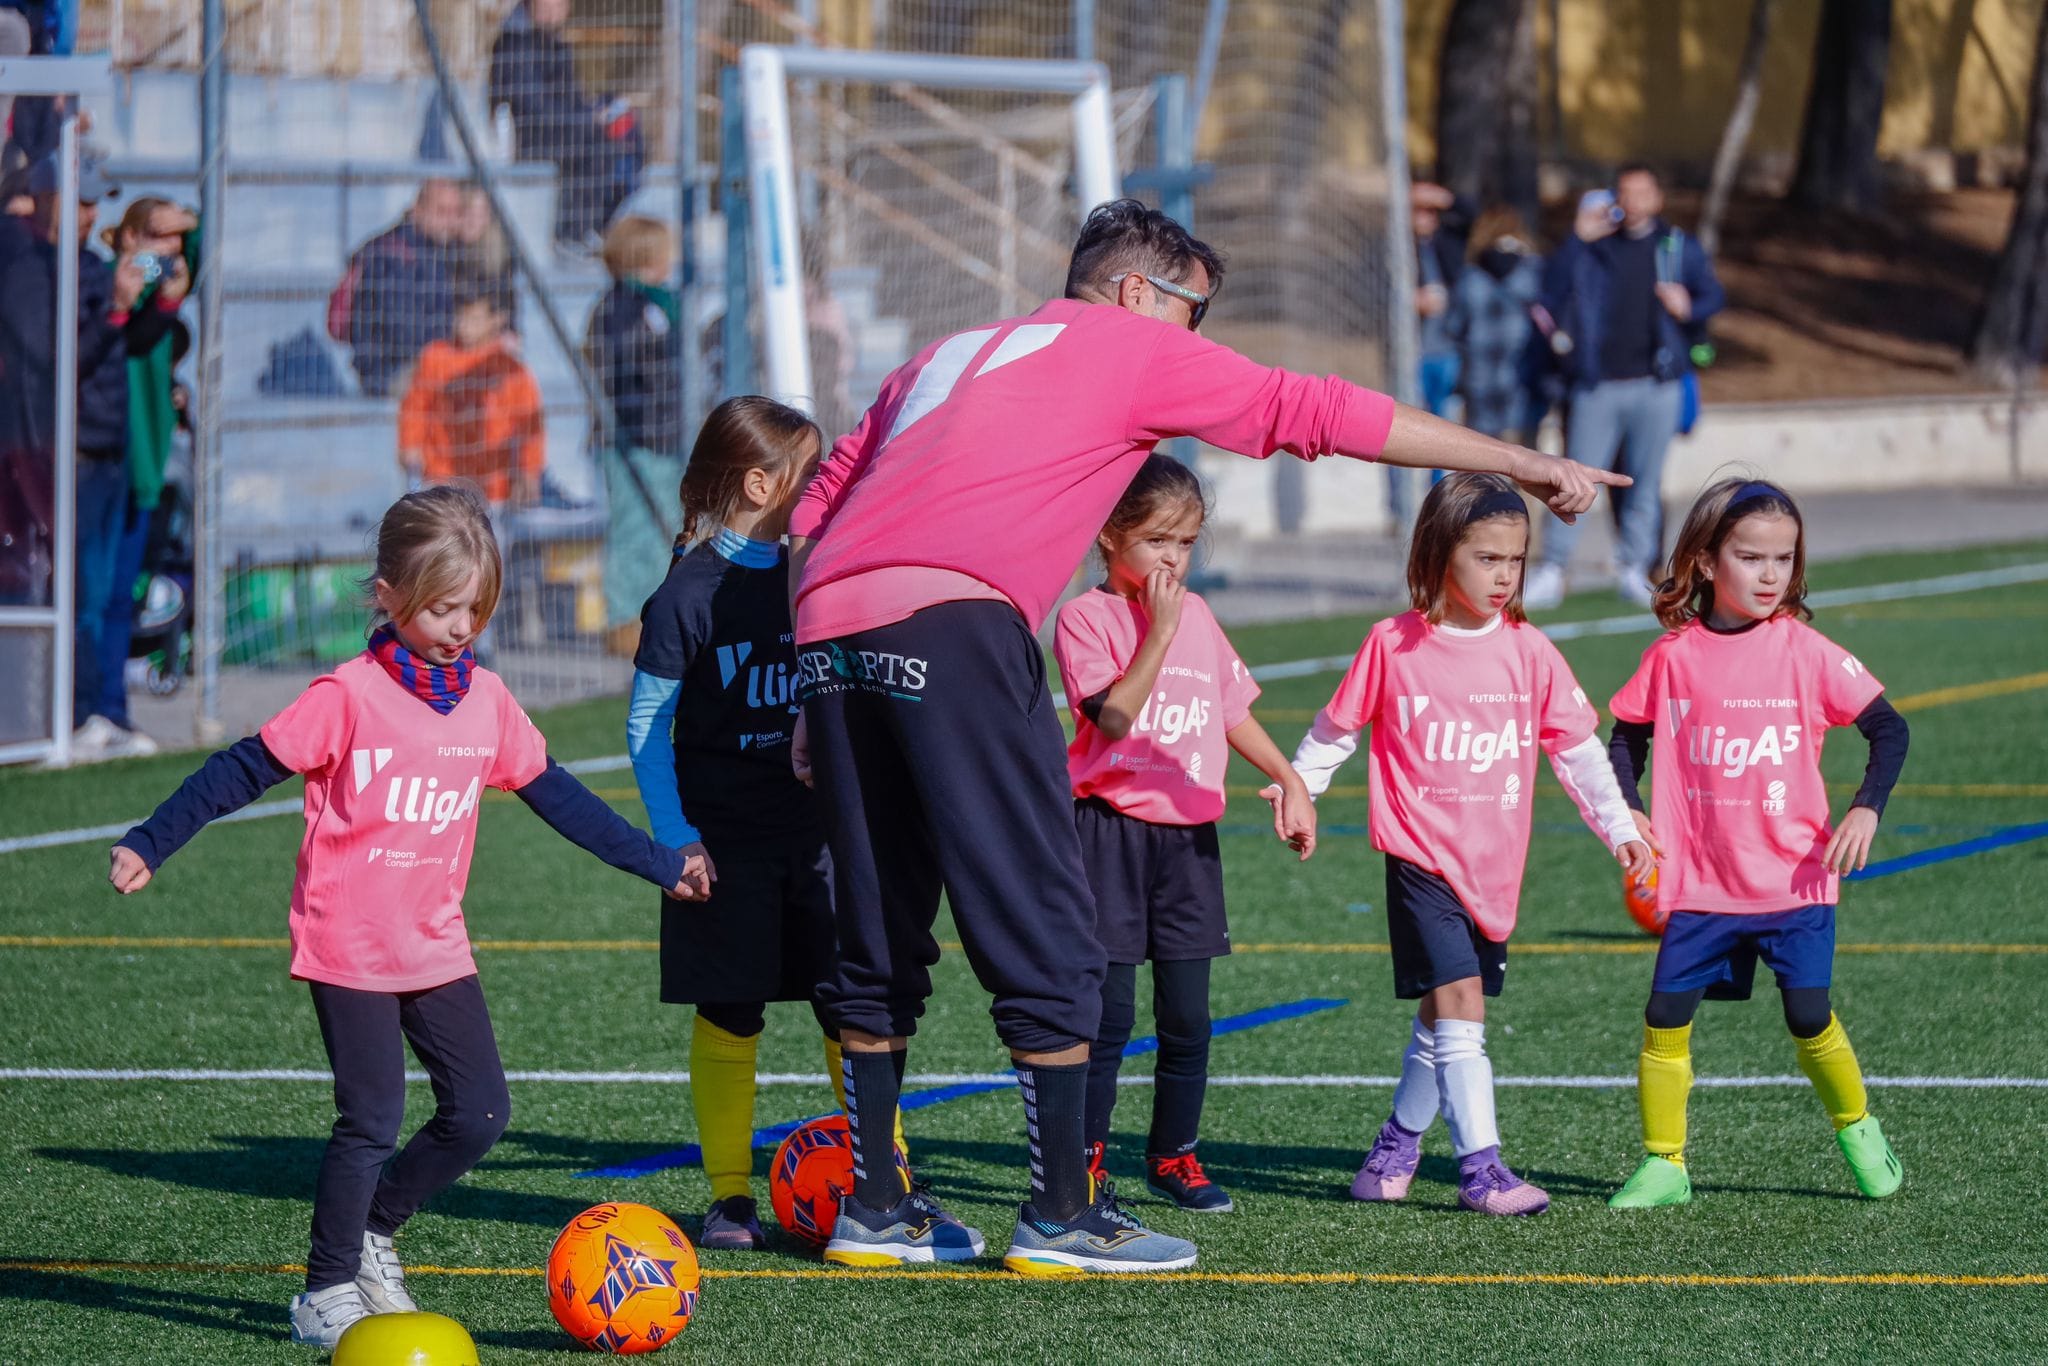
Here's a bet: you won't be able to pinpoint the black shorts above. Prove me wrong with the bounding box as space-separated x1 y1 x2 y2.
1385 856 1506 1000
1074 798 1228 965
658 841 838 1006
800 600 1106 1054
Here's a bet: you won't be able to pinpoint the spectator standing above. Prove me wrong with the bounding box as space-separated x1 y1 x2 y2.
338 179 472 397
1525 165 1724 609
1397 181 1473 529
584 214 682 655
89 196 198 757
0 155 154 755
489 0 643 252
1445 206 1546 445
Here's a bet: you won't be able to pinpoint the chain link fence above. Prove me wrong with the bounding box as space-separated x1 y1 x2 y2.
58 0 1409 743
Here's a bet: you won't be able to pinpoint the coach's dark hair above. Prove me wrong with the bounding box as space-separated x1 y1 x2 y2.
1095 454 1209 564
1653 476 1809 630
1063 198 1226 302
1406 472 1530 626
677 395 822 549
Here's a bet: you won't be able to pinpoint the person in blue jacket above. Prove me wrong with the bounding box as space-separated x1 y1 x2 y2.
1524 164 1724 610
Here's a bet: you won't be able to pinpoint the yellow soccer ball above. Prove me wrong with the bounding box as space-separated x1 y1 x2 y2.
332 1311 480 1366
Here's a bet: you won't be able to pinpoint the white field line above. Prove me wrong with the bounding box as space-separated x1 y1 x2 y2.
2 1068 2043 1089
6 558 2045 859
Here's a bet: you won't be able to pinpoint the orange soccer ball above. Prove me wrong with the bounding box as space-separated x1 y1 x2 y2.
1624 863 1667 936
547 1202 700 1354
769 1114 910 1249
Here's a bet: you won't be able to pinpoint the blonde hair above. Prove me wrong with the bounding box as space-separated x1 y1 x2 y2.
100 195 173 254
366 486 504 634
1653 476 1809 629
602 214 674 282
1406 472 1530 625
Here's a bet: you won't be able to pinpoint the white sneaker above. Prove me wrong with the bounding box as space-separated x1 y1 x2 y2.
355 1230 419 1314
288 1282 369 1347
1523 563 1565 611
103 725 160 758
1616 566 1655 608
69 714 122 757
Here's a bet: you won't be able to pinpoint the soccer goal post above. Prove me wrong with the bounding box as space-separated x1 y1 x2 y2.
738 45 1122 420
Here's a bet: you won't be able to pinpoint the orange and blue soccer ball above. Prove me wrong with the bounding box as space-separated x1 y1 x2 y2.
1625 864 1667 936
769 1114 910 1248
547 1202 700 1355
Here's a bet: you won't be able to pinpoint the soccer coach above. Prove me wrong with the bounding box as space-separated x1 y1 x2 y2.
787 199 1627 1274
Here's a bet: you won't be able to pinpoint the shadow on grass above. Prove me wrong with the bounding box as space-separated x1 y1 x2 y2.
0 1266 284 1341
473 1327 583 1351
32 1134 605 1230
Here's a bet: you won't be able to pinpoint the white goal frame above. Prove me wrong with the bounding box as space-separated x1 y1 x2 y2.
739 45 1122 413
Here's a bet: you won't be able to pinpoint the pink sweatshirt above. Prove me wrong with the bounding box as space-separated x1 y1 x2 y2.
788 297 1397 639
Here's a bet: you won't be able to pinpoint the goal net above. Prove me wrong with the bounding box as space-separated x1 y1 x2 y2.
737 46 1133 436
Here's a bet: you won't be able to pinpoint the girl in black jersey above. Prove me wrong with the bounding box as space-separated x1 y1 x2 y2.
626 397 902 1250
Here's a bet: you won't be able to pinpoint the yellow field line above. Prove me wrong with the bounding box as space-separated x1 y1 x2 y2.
3 1258 2042 1289
1892 670 2048 714
2 936 2040 957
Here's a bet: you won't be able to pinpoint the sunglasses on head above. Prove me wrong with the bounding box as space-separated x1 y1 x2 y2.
1109 271 1211 329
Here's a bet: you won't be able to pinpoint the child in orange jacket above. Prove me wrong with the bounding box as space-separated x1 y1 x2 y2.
399 274 543 509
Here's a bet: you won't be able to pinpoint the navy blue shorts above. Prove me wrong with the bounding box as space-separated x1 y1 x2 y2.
1074 798 1228 965
800 600 1106 1054
1385 856 1506 1000
1651 905 1835 1000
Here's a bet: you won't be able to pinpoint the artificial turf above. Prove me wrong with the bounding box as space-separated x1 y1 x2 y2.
1 540 2045 1363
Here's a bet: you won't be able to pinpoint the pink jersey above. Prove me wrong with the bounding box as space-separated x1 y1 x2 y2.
1055 587 1260 825
789 297 1396 640
1609 615 1882 916
1321 611 1601 940
259 654 550 992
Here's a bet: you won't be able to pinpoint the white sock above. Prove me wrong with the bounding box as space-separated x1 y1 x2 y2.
1433 1018 1500 1157
1390 1016 1439 1134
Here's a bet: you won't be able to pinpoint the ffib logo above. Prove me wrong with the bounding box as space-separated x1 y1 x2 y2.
1763 778 1788 815
1501 772 1523 811
351 747 393 794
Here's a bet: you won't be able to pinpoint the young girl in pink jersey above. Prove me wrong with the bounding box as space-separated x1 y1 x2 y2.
108 486 691 1348
1054 456 1315 1213
1605 478 1908 1209
1288 472 1651 1215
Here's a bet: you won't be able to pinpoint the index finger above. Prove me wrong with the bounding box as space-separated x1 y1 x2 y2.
1586 466 1633 488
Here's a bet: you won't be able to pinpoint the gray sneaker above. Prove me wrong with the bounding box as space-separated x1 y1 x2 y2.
700 1195 769 1251
288 1282 369 1347
354 1230 418 1314
822 1182 986 1266
1002 1182 1198 1275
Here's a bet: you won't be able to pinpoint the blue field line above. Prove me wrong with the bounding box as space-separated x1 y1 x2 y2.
575 996 1347 1180
1846 820 2048 882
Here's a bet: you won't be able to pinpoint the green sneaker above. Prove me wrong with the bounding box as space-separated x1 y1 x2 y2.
1835 1115 1903 1198
1609 1154 1693 1208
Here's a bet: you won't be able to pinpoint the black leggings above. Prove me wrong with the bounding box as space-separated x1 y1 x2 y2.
697 998 835 1040
1086 958 1213 1156
1646 985 1834 1038
306 975 508 1291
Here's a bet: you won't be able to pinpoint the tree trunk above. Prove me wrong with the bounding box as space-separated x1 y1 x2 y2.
1433 0 1539 223
1969 1 2048 384
1700 0 1780 256
1789 0 1893 214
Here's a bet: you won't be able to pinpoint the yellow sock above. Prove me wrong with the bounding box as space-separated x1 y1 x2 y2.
1639 1024 1694 1163
822 1035 910 1171
690 1016 759 1203
1795 1014 1868 1131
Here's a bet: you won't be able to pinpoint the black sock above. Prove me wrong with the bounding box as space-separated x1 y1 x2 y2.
1086 964 1138 1150
1017 1059 1090 1220
842 1049 903 1210
1148 958 1213 1156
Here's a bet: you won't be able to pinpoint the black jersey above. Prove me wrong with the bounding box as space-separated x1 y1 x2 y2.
634 544 817 856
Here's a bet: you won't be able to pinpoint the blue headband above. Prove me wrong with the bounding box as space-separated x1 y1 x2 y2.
1729 480 1785 509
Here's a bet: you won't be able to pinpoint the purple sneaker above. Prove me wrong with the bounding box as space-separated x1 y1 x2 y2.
1457 1146 1549 1216
1350 1120 1422 1201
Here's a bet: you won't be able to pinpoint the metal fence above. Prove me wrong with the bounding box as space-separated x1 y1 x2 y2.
31 0 1410 750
